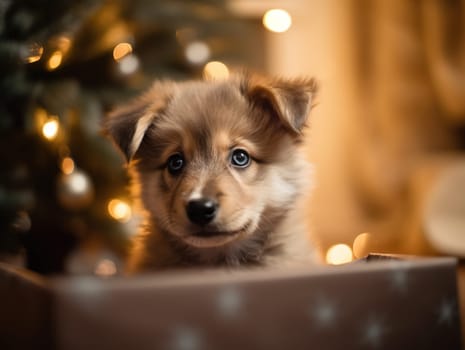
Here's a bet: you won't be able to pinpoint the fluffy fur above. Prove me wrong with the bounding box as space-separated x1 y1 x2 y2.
105 72 318 273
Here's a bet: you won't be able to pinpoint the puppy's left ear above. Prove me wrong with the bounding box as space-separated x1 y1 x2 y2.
243 75 318 135
104 82 174 162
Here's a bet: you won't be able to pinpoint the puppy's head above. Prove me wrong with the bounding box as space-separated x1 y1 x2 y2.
105 73 317 258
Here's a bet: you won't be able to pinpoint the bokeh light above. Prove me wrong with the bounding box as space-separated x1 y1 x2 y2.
263 9 292 33
67 171 91 195
108 199 132 222
118 54 139 75
94 258 117 277
42 117 59 140
57 36 72 53
353 232 372 259
185 41 210 65
61 157 75 175
47 51 63 70
325 244 353 265
23 42 44 63
203 61 229 80
57 169 94 210
113 42 133 61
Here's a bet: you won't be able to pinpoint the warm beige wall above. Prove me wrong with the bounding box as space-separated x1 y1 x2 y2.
265 1 362 251
263 0 465 258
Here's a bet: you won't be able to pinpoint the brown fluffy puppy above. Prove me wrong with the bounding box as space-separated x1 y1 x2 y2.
105 72 318 272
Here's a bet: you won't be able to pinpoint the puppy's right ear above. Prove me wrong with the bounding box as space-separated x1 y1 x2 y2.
240 73 317 136
104 82 174 162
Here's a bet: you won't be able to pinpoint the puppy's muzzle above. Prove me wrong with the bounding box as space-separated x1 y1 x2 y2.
186 198 218 226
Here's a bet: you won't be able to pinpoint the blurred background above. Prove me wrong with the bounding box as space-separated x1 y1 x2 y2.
0 0 464 275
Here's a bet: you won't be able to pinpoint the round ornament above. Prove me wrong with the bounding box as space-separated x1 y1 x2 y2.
57 168 94 210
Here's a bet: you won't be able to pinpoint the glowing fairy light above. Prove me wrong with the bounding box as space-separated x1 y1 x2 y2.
325 244 353 265
57 36 72 53
352 232 372 259
23 42 44 63
42 116 59 140
57 168 94 209
108 199 132 222
94 258 117 277
67 171 90 194
47 51 63 70
113 42 133 61
171 326 202 350
118 54 139 75
185 41 210 65
203 61 230 80
263 9 292 33
61 157 75 175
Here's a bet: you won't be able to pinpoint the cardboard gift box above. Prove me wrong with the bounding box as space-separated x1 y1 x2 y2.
0 254 462 350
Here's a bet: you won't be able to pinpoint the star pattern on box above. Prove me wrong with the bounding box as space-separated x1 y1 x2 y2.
48 258 460 349
170 326 203 350
437 298 457 326
216 285 243 320
360 316 388 348
386 260 414 294
308 296 339 329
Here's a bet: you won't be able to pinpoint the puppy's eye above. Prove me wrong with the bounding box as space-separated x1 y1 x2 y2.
167 153 184 175
230 149 251 168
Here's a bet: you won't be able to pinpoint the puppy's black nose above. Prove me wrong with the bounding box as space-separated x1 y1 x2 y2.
186 198 218 226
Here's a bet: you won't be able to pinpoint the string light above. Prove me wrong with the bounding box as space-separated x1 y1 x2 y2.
185 41 210 65
353 232 372 259
67 171 90 194
42 116 59 140
113 42 133 61
203 61 229 80
263 9 292 33
108 199 132 222
47 51 63 70
118 54 139 75
94 258 117 277
57 168 94 210
325 244 353 265
57 36 72 53
61 157 75 175
23 42 44 63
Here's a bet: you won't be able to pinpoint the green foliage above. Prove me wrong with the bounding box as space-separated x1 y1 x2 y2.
0 0 258 274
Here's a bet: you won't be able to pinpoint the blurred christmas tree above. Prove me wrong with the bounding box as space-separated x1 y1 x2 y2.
0 0 264 274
